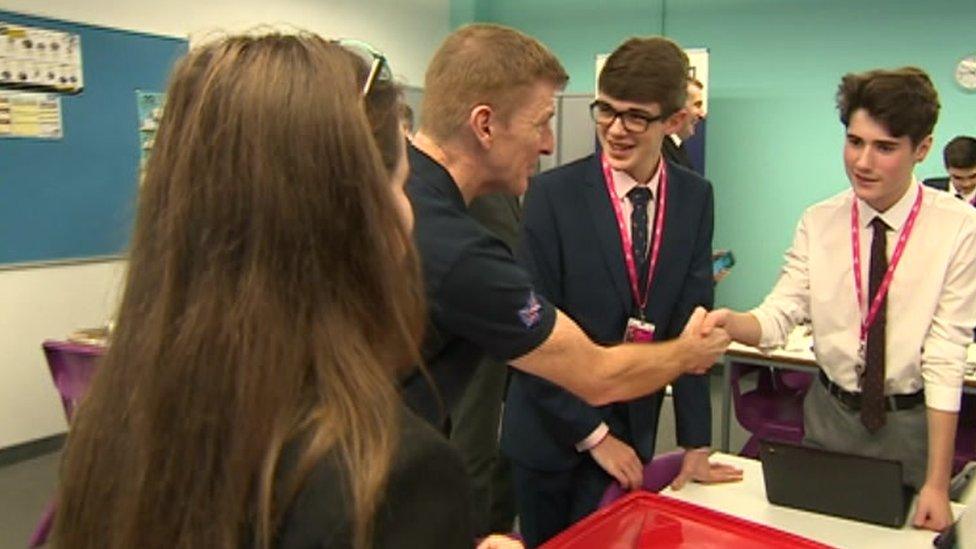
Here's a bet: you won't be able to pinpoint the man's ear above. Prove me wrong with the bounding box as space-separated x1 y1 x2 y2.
663 108 688 135
914 134 934 163
468 104 494 150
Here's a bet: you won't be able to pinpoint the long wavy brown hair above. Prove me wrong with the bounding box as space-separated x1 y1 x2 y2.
53 32 424 548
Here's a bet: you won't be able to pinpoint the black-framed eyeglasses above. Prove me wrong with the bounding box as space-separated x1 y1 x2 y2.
336 38 392 96
589 100 668 134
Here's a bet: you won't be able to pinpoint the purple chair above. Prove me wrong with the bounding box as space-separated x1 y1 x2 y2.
41 340 104 420
731 363 813 458
598 450 684 508
28 340 105 548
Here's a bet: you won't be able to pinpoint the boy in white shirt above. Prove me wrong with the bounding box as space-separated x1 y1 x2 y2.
705 67 976 531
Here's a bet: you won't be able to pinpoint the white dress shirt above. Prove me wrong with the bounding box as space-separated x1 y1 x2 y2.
751 182 976 412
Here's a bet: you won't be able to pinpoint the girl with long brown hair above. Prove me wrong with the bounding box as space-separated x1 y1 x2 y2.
52 32 479 548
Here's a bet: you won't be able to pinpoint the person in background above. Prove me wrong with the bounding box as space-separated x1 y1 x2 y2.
454 189 523 535
52 32 520 549
401 102 415 137
944 136 976 204
662 77 705 173
705 67 976 532
660 77 731 284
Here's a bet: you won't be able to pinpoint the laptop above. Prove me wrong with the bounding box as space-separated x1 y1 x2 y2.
759 440 914 528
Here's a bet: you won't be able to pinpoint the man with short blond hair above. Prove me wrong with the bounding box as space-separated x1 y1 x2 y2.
420 24 569 143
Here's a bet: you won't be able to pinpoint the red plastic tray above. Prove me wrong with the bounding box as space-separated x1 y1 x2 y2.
540 492 834 548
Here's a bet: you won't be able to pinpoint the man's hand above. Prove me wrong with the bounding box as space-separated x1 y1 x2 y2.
669 448 744 490
912 483 954 531
701 308 730 336
678 307 730 374
590 434 644 490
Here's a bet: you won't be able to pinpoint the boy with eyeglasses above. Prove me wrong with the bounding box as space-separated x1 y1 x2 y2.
501 36 741 547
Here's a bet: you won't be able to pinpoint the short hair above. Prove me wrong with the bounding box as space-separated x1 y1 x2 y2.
836 67 940 147
598 37 689 115
421 23 568 141
944 136 976 169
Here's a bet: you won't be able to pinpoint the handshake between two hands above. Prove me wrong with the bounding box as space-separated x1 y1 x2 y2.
678 307 734 375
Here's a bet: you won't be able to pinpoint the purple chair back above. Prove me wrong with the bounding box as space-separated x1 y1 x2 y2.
30 341 105 548
42 340 104 420
730 362 813 458
598 450 684 508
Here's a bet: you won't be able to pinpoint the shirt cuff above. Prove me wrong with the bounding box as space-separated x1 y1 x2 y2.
924 383 963 413
749 307 786 350
576 423 609 452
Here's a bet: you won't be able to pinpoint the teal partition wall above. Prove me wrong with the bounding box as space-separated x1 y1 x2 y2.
456 0 976 310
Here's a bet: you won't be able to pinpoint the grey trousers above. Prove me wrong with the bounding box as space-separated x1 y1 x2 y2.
802 377 928 489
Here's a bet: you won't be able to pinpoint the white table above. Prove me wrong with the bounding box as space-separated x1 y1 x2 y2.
660 453 963 548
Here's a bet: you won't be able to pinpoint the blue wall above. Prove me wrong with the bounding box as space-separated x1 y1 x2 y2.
0 10 187 266
456 0 976 310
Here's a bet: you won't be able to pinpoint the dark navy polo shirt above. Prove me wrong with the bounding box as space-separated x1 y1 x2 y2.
402 144 557 429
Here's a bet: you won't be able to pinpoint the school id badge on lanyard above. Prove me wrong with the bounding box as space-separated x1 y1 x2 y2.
624 318 656 343
601 155 668 344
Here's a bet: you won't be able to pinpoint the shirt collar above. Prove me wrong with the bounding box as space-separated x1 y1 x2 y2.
954 186 976 204
856 176 919 231
407 142 466 209
669 134 683 147
611 159 662 202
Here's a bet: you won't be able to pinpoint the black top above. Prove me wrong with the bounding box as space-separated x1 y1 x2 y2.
275 406 473 548
662 135 696 173
402 145 557 429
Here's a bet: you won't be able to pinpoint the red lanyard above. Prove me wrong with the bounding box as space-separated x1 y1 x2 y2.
850 185 923 345
601 155 668 315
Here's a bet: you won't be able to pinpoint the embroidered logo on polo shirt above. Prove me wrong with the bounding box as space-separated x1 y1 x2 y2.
518 291 542 329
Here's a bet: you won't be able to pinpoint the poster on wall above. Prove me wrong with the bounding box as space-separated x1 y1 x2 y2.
0 21 84 93
0 90 62 139
136 90 165 179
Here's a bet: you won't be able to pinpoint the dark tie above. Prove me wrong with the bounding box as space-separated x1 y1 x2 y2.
628 187 652 290
861 216 889 432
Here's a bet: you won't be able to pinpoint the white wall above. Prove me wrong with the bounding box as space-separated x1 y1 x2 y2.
0 0 451 449
3 0 450 89
0 260 125 448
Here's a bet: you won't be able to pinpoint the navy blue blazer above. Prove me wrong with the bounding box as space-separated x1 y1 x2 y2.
501 154 715 471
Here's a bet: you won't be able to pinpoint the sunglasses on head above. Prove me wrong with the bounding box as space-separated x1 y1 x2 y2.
335 38 392 96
